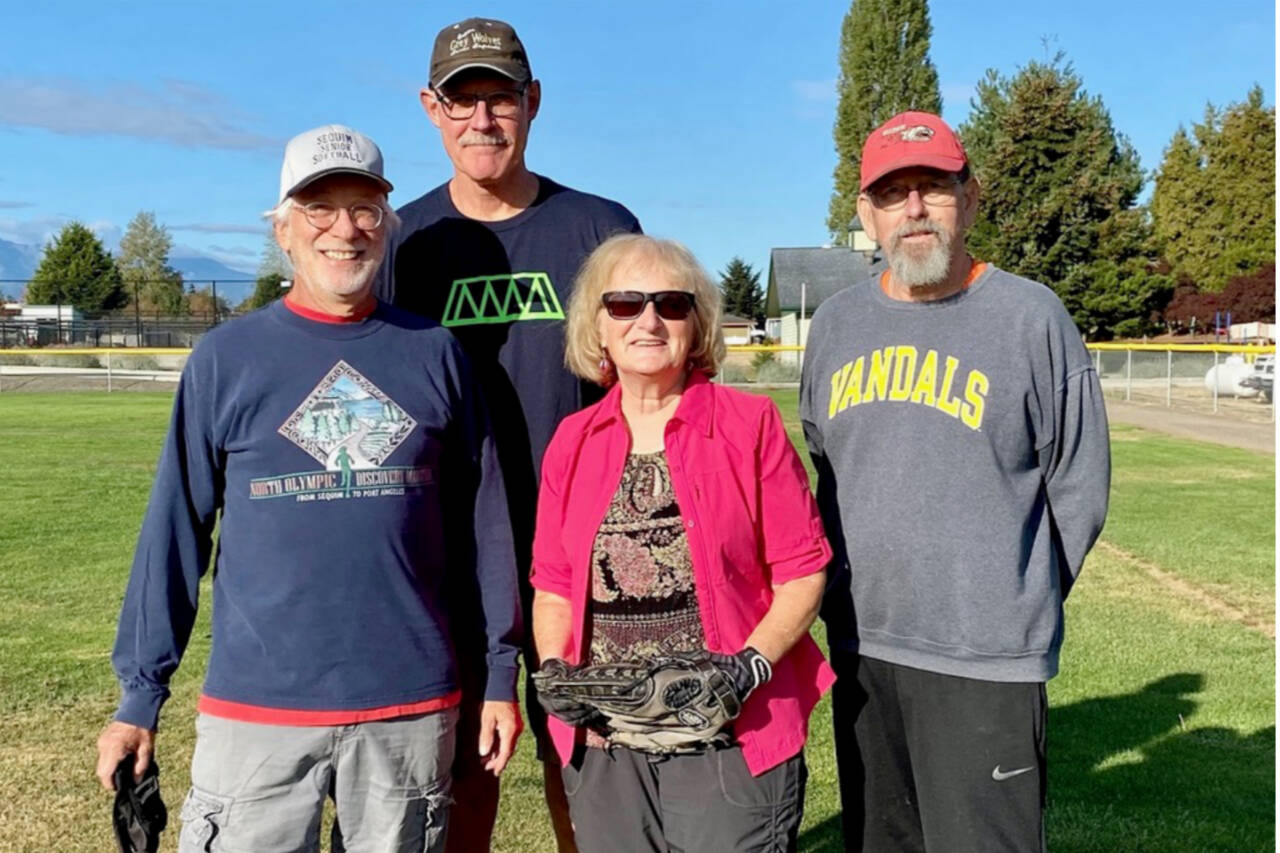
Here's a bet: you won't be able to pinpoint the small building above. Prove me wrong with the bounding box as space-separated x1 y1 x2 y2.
11 304 85 345
722 313 752 345
764 247 875 361
1229 322 1276 343
721 313 758 346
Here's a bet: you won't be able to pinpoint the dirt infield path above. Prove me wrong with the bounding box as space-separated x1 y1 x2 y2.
1105 400 1275 455
1095 541 1275 639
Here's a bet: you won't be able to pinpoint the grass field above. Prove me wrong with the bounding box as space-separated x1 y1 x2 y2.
0 391 1273 852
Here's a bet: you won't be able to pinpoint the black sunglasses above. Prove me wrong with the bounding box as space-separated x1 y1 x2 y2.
601 290 696 321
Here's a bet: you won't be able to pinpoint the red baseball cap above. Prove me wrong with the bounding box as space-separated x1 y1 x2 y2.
860 111 968 191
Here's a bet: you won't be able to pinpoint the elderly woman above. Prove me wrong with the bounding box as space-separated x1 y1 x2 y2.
529 234 834 852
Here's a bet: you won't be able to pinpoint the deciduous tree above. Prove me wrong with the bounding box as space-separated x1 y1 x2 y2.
257 232 292 280
117 212 185 314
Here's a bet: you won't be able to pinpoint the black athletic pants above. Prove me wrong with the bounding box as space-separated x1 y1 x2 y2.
831 652 1047 853
562 744 807 852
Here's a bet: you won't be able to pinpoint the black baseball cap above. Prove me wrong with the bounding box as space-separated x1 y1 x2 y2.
430 18 532 89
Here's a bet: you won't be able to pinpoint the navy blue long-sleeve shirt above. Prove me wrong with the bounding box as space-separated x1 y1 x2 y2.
111 299 522 729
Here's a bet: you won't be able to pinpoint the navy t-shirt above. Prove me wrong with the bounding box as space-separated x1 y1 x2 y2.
379 175 641 569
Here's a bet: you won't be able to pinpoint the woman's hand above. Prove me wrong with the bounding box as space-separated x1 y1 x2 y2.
532 659 605 727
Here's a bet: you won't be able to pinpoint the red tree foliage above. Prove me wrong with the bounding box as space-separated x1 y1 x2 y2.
1163 264 1275 331
1219 263 1275 323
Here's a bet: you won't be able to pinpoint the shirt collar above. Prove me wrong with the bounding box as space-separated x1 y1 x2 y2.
586 371 715 438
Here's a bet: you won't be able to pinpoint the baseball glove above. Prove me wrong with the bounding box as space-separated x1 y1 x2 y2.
532 648 772 753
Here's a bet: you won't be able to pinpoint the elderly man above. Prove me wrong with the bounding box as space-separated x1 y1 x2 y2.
95 124 522 853
376 17 641 853
800 111 1110 852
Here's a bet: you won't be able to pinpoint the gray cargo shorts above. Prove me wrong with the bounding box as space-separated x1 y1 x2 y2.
179 708 457 853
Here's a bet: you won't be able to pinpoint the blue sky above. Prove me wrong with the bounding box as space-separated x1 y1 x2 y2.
0 0 1273 293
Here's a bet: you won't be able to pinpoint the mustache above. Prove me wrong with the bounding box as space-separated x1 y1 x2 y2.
888 219 944 249
459 132 511 147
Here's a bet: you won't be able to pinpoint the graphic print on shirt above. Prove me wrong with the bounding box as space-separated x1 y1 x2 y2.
249 360 432 502
441 271 564 327
826 345 990 431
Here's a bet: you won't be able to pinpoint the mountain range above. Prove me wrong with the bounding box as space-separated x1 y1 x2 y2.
0 236 255 298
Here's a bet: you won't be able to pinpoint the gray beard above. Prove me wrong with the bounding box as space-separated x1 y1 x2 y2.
886 221 954 288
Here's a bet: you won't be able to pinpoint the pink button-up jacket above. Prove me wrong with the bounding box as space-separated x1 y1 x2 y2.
530 372 836 775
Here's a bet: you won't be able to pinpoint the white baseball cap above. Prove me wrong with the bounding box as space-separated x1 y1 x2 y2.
278 124 393 203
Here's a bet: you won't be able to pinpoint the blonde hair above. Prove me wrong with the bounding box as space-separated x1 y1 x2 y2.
565 233 725 385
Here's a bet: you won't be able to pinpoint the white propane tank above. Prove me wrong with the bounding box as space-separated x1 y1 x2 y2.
1204 355 1259 398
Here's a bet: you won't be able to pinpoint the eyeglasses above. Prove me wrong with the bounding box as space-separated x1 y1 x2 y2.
867 177 962 211
295 201 385 231
432 87 525 120
601 290 696 321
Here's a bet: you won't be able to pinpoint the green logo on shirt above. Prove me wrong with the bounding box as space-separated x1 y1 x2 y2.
442 272 564 327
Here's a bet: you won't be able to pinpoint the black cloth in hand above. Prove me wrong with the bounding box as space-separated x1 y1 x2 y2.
112 753 167 853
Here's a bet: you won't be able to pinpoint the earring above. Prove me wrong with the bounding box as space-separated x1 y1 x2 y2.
598 347 614 382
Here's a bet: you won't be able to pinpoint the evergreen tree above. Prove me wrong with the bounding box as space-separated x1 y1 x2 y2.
1059 209 1172 338
117 211 185 314
242 272 288 311
959 55 1146 335
829 0 942 239
1151 85 1275 291
719 257 763 322
26 222 127 311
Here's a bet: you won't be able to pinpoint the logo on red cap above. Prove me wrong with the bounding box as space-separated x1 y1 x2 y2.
860 111 967 191
882 124 935 143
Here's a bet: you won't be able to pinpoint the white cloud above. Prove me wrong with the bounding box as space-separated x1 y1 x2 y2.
0 200 32 209
0 75 281 151
0 216 73 248
170 222 267 236
207 244 257 257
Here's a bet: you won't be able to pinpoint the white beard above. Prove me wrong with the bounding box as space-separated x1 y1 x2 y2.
886 220 954 288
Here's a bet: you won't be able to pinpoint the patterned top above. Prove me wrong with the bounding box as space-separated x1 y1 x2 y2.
586 450 705 747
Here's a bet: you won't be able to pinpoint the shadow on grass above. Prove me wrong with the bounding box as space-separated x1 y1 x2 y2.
797 813 843 852
1049 672 1275 851
800 673 1274 852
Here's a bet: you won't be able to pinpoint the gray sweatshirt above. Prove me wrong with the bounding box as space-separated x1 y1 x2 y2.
799 265 1109 682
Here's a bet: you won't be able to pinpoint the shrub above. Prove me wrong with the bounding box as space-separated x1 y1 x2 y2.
755 360 801 383
30 353 101 368
108 355 161 370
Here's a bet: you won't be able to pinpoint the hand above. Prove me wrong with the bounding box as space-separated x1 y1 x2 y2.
478 700 522 776
95 721 156 791
706 647 773 705
532 659 606 728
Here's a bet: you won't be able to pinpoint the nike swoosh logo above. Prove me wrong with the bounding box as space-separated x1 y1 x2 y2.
992 765 1035 781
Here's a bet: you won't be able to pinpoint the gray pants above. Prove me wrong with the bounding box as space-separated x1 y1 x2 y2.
179 709 457 853
562 745 807 853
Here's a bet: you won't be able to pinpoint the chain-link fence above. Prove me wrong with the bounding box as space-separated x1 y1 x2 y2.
0 315 219 348
2 344 1276 426
1091 344 1275 424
